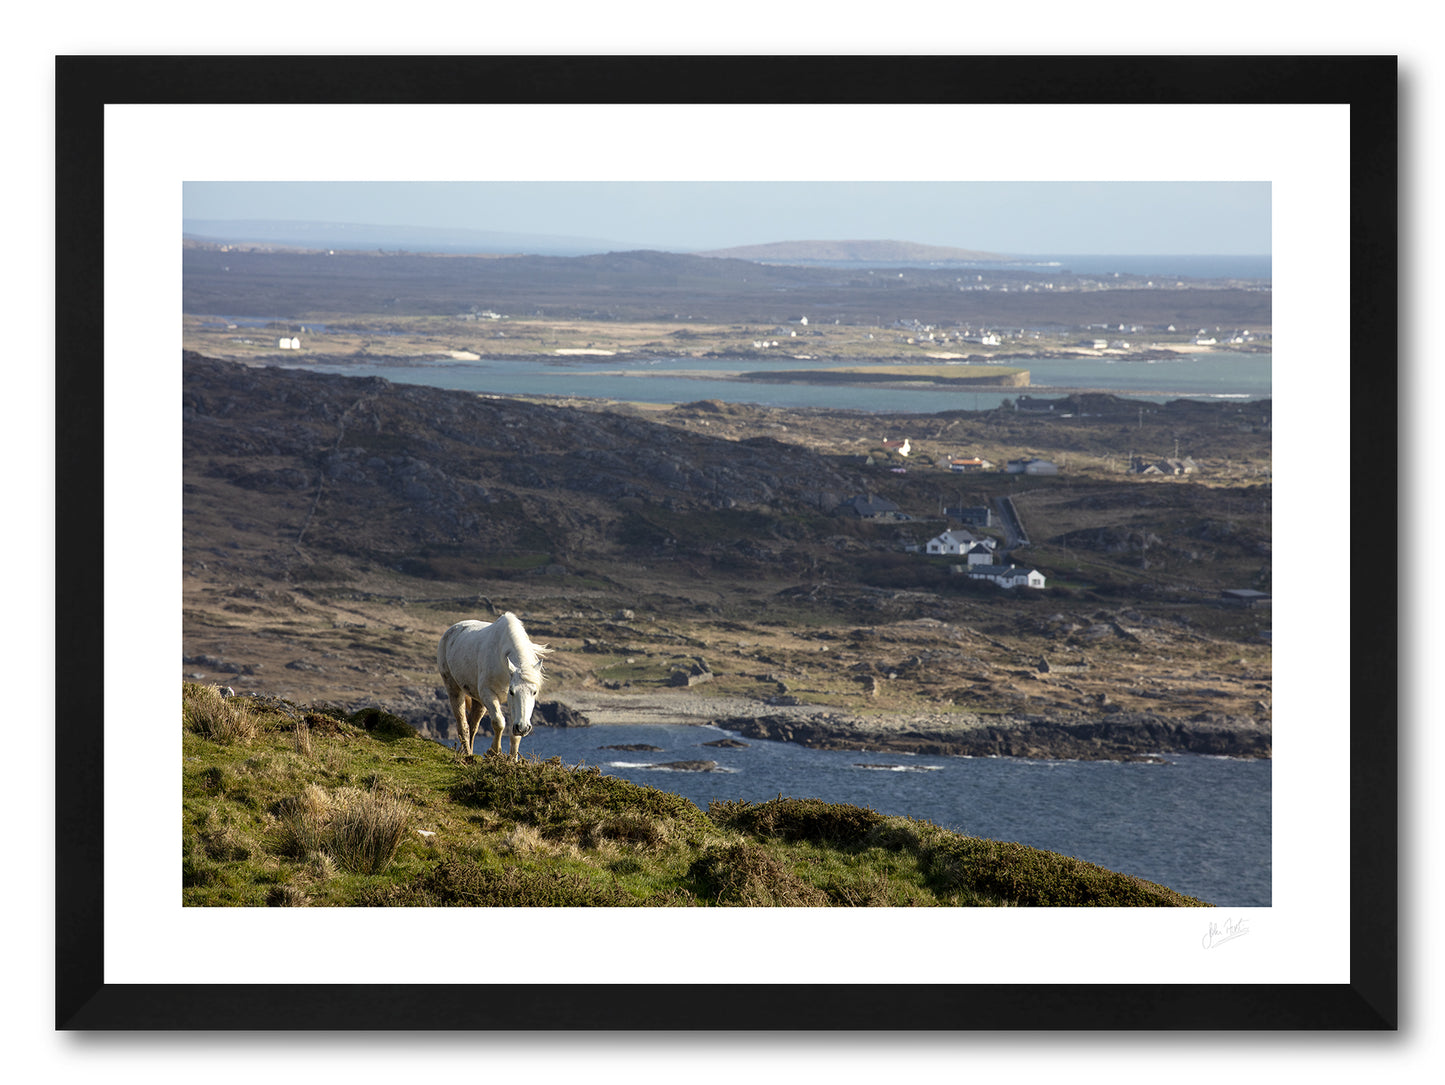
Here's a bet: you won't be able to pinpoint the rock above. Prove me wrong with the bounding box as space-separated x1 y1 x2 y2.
598 743 663 752
654 760 719 772
532 701 591 727
702 738 748 748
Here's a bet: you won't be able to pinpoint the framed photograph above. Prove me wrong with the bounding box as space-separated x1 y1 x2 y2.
56 55 1396 1030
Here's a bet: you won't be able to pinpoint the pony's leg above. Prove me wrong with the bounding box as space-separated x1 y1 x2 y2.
485 695 506 756
509 731 524 760
446 685 472 755
464 697 486 756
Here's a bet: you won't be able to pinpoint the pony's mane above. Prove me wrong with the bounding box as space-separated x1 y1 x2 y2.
498 611 551 687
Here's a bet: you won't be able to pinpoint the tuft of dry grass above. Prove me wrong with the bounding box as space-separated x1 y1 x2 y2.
183 682 260 745
273 784 333 858
293 717 314 758
273 783 413 876
329 787 412 874
500 824 545 856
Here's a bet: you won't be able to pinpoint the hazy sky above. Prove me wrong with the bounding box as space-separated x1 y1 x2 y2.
182 180 1270 256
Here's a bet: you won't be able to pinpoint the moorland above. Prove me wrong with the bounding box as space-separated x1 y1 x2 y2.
182 243 1270 762
182 354 1271 761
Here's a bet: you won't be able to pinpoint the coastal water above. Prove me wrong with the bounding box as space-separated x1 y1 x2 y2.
675 254 1272 280
1010 253 1272 280
512 723 1271 907
291 350 1270 413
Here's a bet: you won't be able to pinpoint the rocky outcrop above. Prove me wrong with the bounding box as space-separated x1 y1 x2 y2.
719 710 1270 762
532 701 591 728
183 352 860 557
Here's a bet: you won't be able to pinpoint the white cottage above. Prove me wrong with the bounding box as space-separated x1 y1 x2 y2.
968 563 1047 589
925 530 997 557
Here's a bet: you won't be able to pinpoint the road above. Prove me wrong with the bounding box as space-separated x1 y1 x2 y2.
992 494 1030 562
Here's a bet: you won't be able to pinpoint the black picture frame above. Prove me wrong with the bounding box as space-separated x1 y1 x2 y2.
56 54 1397 1030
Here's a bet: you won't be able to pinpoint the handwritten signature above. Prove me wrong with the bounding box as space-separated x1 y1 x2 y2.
1202 917 1250 949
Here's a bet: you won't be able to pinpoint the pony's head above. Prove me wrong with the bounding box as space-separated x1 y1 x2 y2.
506 656 540 738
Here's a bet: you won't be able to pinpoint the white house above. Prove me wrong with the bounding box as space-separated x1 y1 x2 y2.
926 530 997 557
968 564 1047 589
881 438 911 457
960 542 995 566
926 530 971 556
839 494 903 520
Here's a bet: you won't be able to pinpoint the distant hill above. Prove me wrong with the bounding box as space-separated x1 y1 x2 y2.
183 244 1274 327
696 239 1013 264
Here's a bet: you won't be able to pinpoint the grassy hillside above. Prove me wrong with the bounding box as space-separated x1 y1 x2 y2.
182 682 1210 908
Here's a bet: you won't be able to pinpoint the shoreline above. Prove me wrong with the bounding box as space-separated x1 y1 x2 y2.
191 340 1259 373
548 690 1270 763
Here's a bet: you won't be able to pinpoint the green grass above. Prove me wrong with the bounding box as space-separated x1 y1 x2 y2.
181 682 1211 908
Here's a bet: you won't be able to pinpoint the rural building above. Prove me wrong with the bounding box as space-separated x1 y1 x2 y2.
948 458 993 473
881 438 911 457
1131 456 1197 476
1005 458 1060 475
837 494 904 520
960 542 996 566
925 529 997 557
968 564 1047 589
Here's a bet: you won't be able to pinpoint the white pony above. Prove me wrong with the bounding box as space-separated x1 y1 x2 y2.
437 613 552 759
